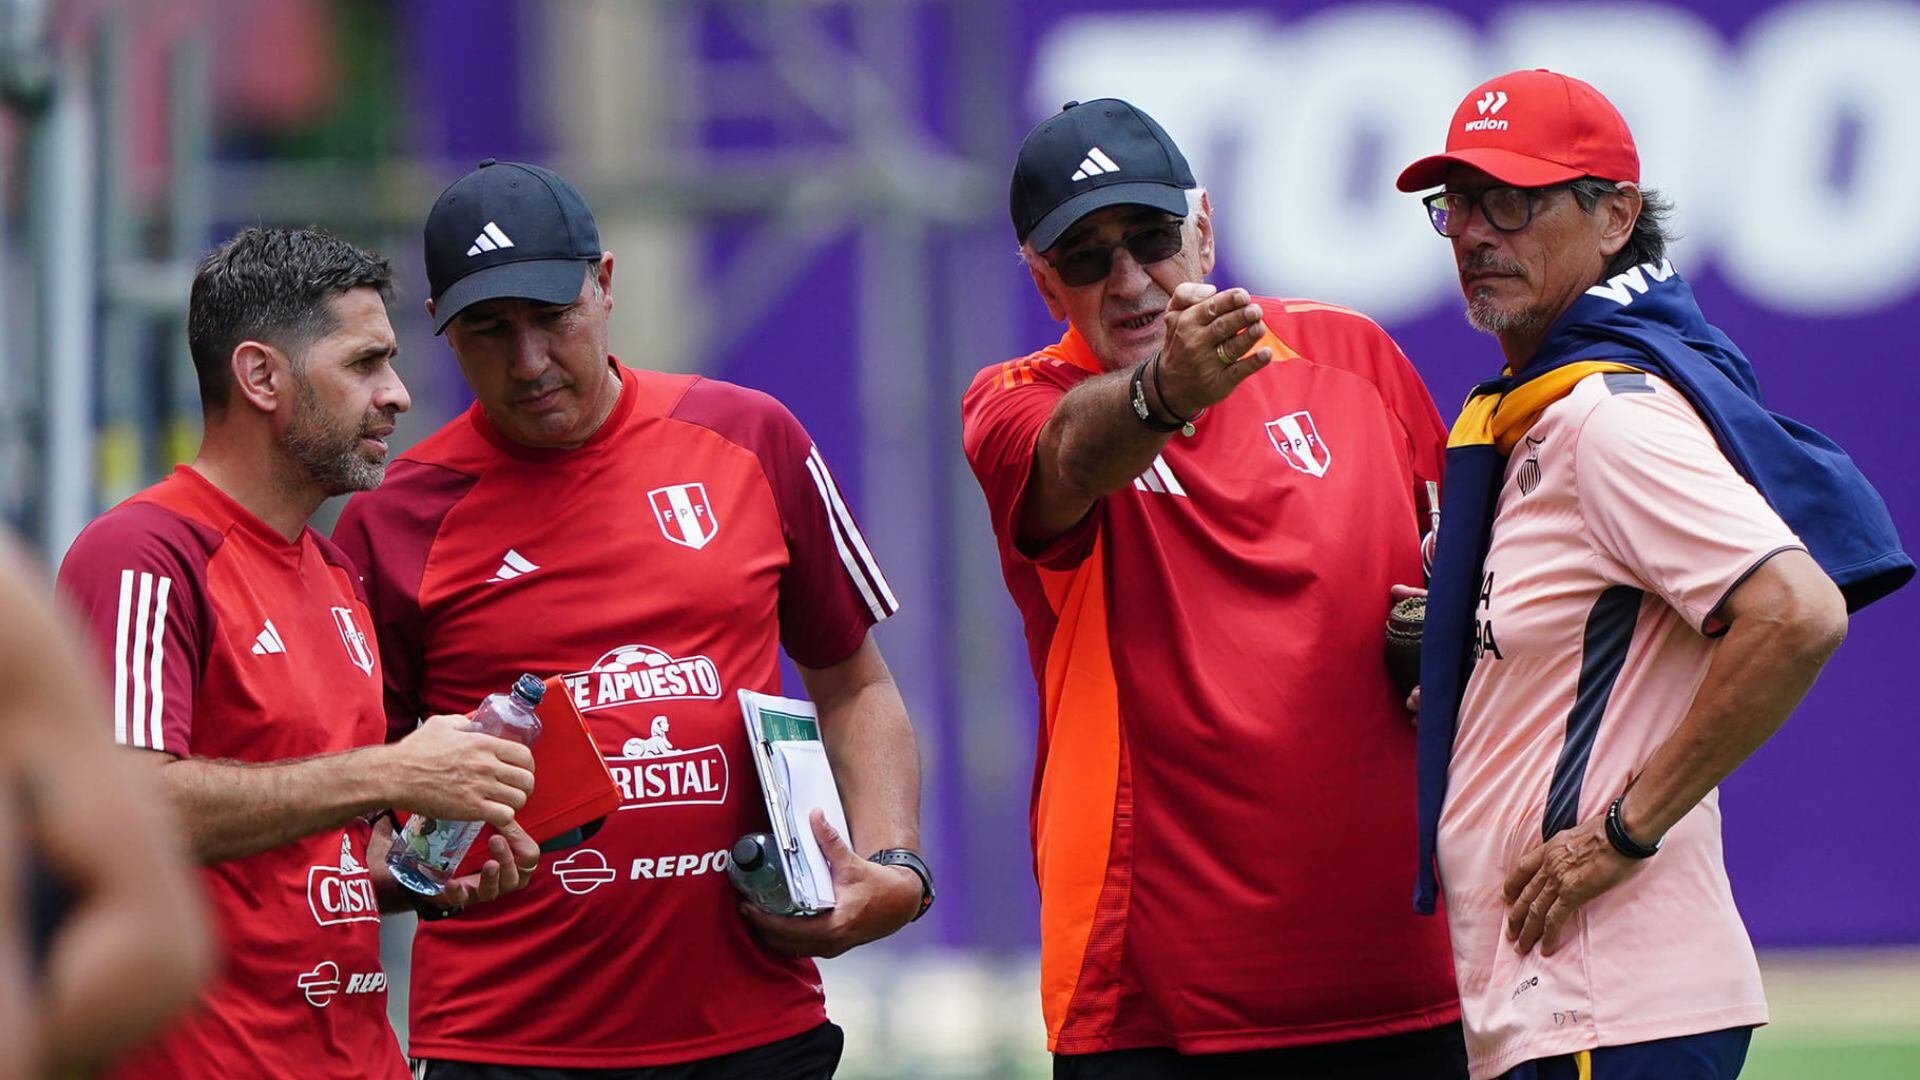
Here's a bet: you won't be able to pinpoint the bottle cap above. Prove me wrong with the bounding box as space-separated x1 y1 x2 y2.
730 835 766 871
511 673 547 706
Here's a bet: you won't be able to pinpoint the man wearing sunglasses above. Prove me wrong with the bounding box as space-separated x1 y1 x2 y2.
962 99 1466 1078
1399 70 1907 1080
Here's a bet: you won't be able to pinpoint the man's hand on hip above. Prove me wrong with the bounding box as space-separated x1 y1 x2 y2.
1155 283 1275 417
737 808 922 959
380 714 535 829
1503 815 1645 956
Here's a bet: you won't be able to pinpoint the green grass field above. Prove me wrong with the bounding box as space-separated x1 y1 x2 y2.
1744 1040 1920 1080
1739 949 1920 1080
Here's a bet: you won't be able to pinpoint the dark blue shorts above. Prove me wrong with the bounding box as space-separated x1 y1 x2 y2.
1501 1027 1753 1080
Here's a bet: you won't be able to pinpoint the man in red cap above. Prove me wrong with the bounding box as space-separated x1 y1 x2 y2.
1398 70 1907 1080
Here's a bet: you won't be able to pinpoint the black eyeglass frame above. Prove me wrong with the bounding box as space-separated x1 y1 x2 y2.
1422 181 1581 238
1044 218 1187 287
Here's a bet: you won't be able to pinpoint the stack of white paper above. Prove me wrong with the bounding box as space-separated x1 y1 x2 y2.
738 690 850 913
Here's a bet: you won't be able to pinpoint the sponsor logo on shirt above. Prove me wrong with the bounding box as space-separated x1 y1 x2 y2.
563 644 724 713
308 833 380 927
605 717 730 811
1517 435 1545 496
547 846 734 895
629 847 731 881
649 482 720 550
1266 410 1333 477
296 960 387 1007
330 606 375 676
551 848 619 895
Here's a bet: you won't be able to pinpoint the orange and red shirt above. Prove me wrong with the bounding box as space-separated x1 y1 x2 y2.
332 360 895 1068
961 299 1460 1056
57 466 403 1079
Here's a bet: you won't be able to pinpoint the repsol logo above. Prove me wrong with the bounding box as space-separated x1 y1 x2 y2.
629 848 731 880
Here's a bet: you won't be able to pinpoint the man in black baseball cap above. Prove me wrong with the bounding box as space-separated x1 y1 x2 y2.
1011 98 1196 254
336 160 928 1080
423 158 605 333
962 101 1469 1078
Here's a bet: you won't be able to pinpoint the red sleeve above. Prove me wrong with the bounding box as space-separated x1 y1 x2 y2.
671 379 897 670
959 360 1098 568
54 503 213 756
331 460 479 741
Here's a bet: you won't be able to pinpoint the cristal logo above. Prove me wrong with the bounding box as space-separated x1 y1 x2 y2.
563 644 723 713
308 833 379 927
1463 88 1510 131
607 718 729 811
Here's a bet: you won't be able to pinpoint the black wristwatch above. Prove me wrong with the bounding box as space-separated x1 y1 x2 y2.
1605 796 1662 859
410 897 464 921
868 848 935 922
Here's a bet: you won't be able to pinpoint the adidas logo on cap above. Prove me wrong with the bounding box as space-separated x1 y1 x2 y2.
466 221 515 257
1070 146 1120 182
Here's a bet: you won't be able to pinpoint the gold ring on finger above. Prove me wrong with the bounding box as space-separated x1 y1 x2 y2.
1216 341 1237 366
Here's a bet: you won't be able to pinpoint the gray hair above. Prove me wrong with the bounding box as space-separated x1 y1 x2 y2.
1568 179 1676 278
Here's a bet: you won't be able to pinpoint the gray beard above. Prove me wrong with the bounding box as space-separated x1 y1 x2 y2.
1465 296 1547 336
282 379 386 496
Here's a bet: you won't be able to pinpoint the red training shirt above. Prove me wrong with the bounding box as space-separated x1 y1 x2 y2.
332 360 896 1068
57 466 405 1078
960 298 1461 1055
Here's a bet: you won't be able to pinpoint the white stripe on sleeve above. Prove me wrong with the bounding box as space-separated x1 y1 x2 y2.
807 446 899 616
113 569 133 745
803 455 885 621
128 572 153 748
147 575 171 752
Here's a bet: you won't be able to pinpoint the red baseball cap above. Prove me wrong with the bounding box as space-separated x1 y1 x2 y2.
1396 69 1638 192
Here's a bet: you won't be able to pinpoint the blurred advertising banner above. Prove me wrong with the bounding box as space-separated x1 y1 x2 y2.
1015 0 1920 947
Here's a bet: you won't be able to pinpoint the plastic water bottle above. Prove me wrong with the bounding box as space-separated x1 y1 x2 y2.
727 833 802 915
388 674 546 897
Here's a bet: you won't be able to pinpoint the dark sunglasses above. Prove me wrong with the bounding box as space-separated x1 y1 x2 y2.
1423 182 1578 237
1046 220 1185 287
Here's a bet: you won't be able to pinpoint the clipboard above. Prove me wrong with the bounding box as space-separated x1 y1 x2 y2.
738 689 849 914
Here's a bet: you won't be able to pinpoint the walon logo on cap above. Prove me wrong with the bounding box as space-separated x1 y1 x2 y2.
1464 90 1510 132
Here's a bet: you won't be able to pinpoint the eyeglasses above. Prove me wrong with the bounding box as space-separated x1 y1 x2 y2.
1046 220 1185 287
1423 183 1575 237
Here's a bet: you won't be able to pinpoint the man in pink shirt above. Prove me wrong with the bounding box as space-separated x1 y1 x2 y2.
1395 70 1909 1080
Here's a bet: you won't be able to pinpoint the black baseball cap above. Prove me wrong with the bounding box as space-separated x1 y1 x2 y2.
423 159 603 333
1010 99 1196 253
